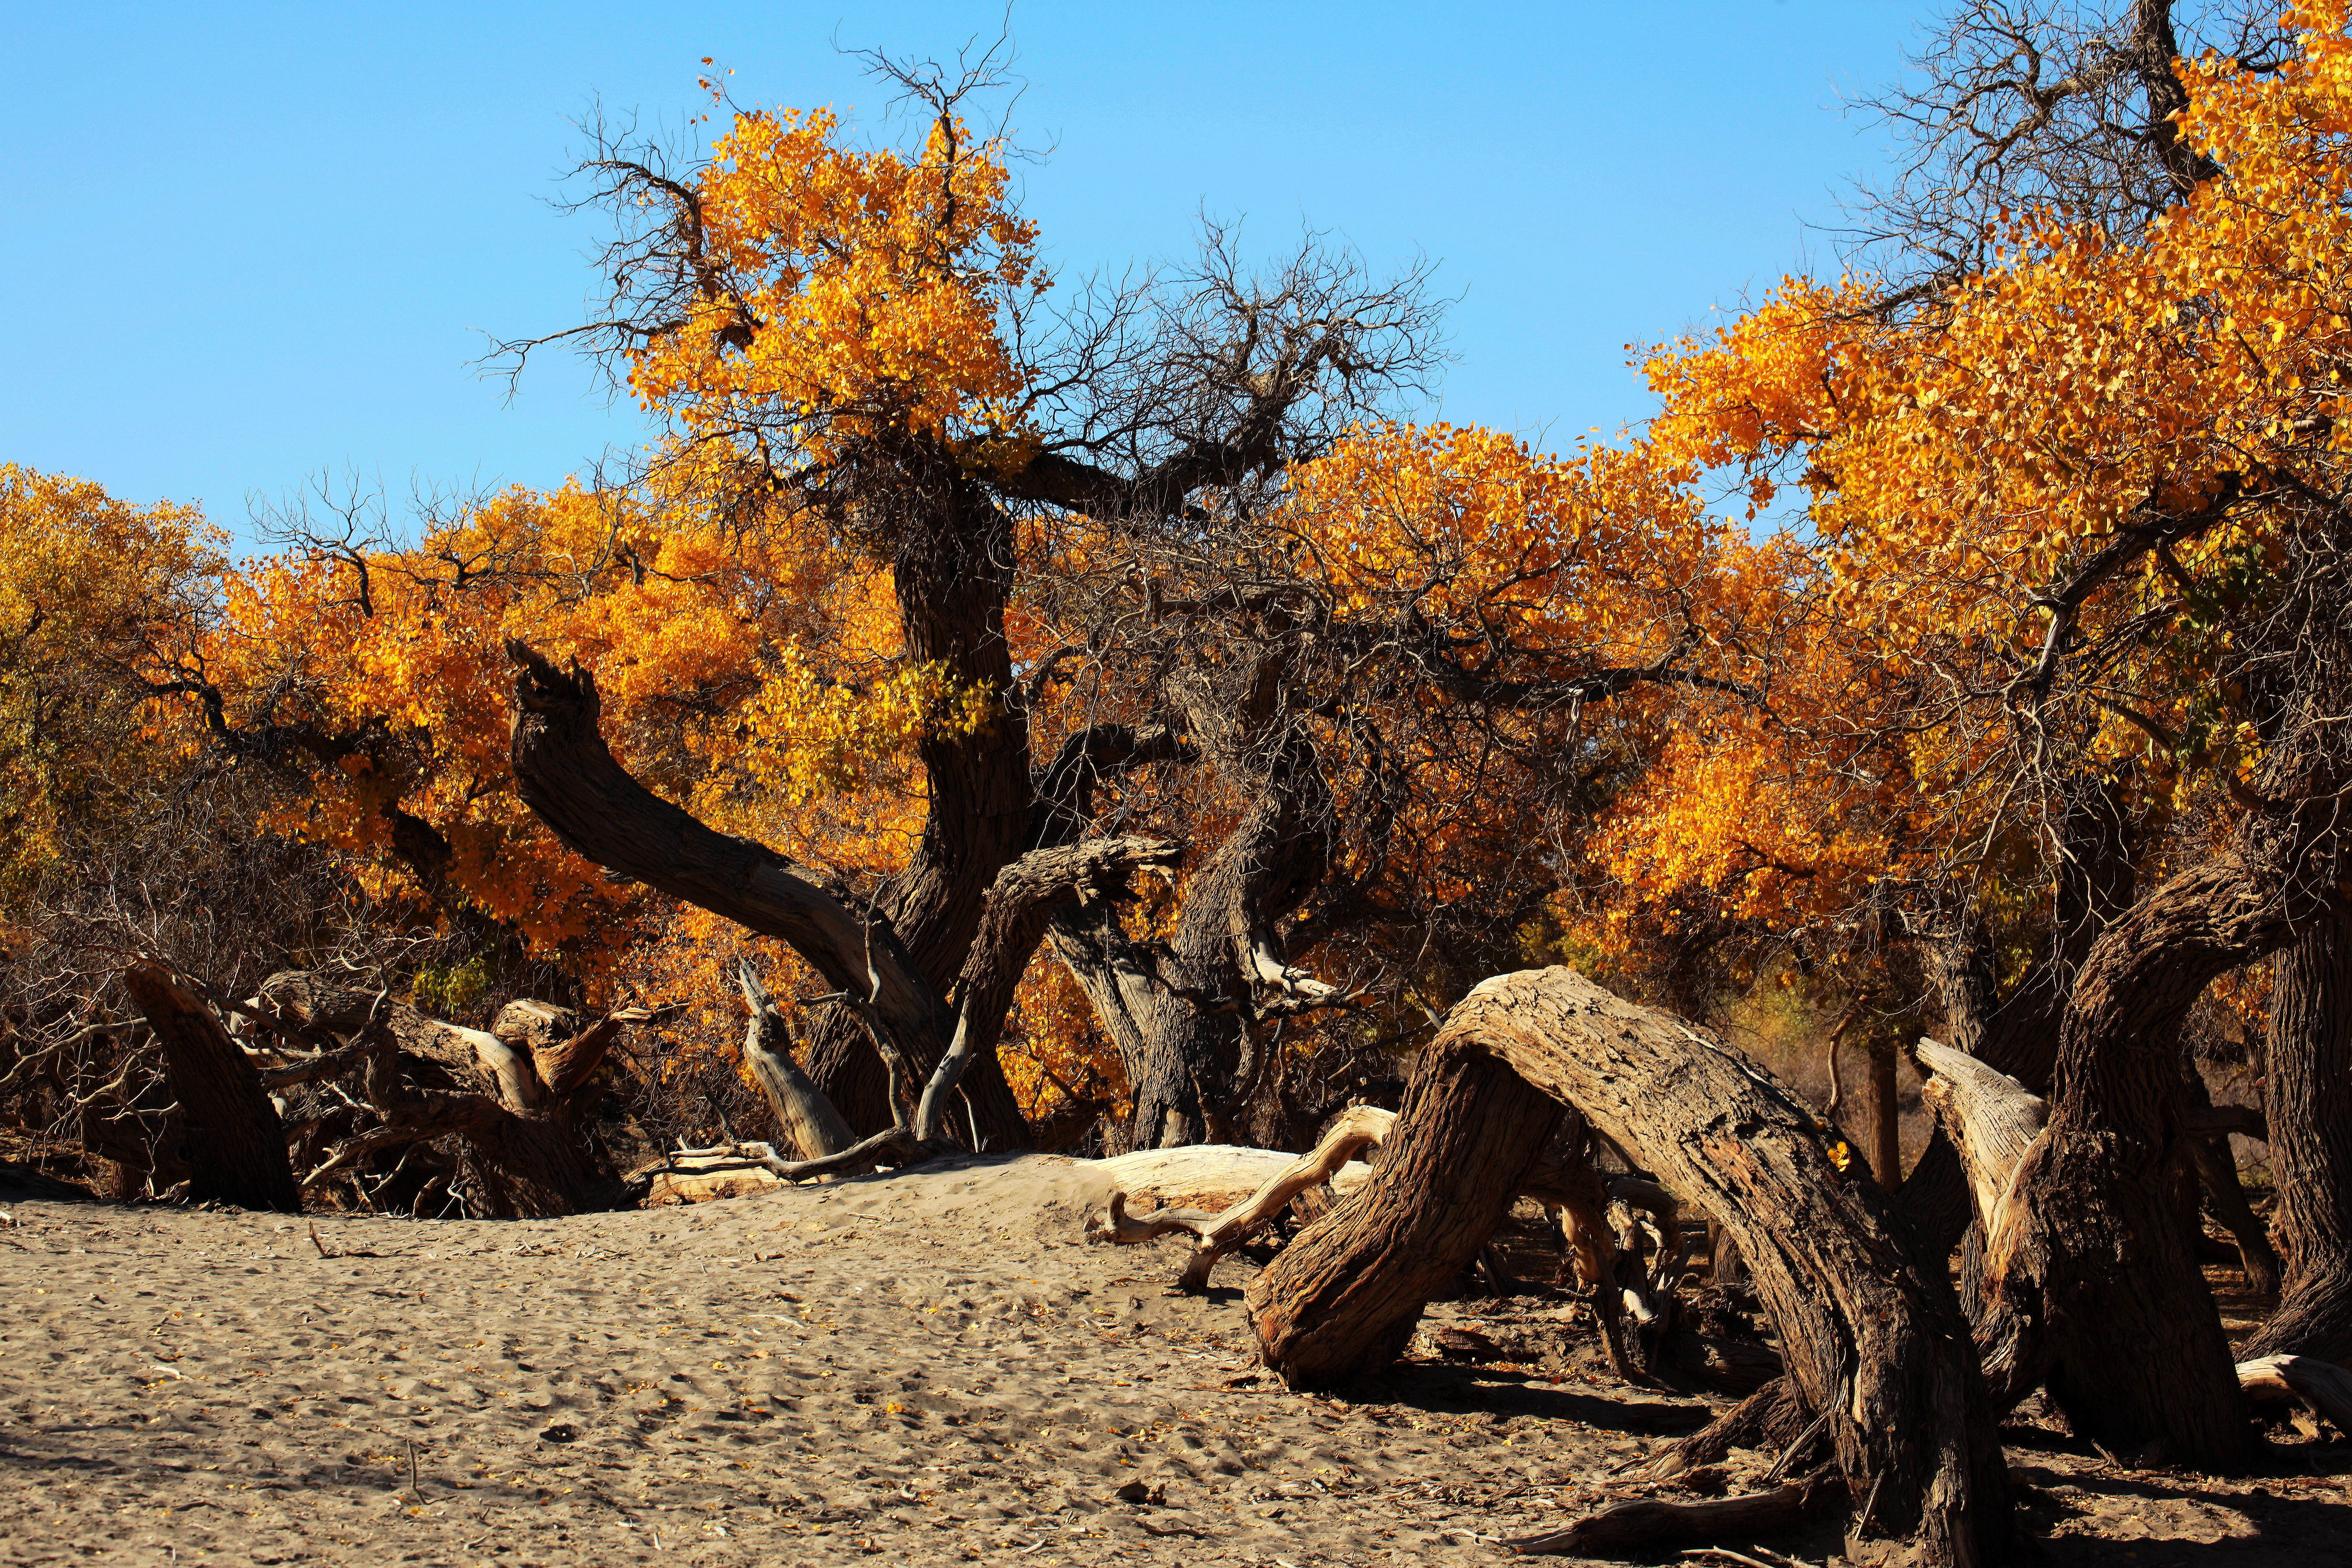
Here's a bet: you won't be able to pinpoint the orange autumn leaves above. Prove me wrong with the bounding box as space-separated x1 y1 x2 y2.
201 484 962 954
36 17 2352 1117
1593 2 2352 949
626 103 1045 482
0 465 223 903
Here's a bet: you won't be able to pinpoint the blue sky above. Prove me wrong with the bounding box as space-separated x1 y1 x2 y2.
2 2 1923 545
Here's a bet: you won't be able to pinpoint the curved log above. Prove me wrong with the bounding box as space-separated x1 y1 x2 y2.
1248 1039 1563 1382
1248 968 2008 1565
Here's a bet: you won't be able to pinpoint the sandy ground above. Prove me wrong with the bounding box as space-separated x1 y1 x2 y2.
5 1153 2350 1568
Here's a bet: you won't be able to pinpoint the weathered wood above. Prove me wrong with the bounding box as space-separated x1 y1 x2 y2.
736 960 856 1162
121 962 300 1214
2237 1354 2352 1434
1248 1040 1564 1385
1639 1377 1813 1483
1504 1468 1841 1558
2246 916 2352 1364
1983 758 2348 1470
1251 969 2008 1565
1092 1143 1373 1211
1915 1037 2046 1235
636 1147 790 1206
255 971 640 1218
1087 1106 1393 1292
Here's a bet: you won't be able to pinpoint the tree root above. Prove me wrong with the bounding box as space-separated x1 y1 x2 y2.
1504 1467 1842 1558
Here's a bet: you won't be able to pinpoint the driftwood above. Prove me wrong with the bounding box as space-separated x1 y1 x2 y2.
1248 968 2009 1566
1505 1467 1842 1558
1914 1038 2045 1240
1094 1143 1376 1211
637 1145 792 1205
2236 1354 2352 1435
1087 1107 1393 1292
736 961 856 1161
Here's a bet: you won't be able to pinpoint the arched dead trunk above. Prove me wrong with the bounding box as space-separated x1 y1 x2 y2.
1248 967 2009 1565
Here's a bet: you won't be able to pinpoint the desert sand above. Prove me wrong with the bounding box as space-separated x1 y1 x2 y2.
4 1154 2349 1568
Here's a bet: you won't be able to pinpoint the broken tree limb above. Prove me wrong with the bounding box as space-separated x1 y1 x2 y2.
1504 1467 1842 1558
1640 1379 1813 1483
1086 1106 1394 1292
122 962 301 1214
737 960 856 1162
1249 968 2009 1565
2236 1354 2352 1434
1914 1037 2047 1240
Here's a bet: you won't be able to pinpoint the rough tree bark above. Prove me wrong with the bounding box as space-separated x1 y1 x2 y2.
1248 1039 1562 1379
121 962 301 1214
1920 1039 2349 1435
2244 915 2352 1363
1983 776 2344 1469
1250 968 2009 1565
1049 678 1339 1150
506 639 1039 1149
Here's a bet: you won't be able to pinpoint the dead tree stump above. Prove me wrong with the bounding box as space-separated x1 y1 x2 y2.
122 962 300 1214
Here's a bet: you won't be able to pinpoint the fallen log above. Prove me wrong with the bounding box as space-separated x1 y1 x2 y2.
1504 1467 1842 1558
2236 1354 2352 1436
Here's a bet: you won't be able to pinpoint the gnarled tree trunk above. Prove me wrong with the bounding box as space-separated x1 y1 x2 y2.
1250 967 2009 1565
1983 771 2345 1468
2244 915 2352 1363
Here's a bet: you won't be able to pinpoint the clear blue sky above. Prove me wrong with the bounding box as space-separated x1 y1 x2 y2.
2 2 1924 545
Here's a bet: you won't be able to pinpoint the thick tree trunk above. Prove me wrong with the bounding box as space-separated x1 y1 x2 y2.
1986 789 2342 1469
122 962 301 1214
2244 916 2352 1362
1248 1040 1562 1380
1251 968 2009 1564
1866 1032 1901 1189
1051 712 1336 1151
